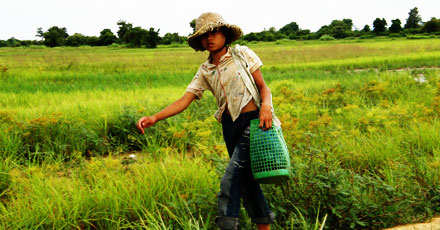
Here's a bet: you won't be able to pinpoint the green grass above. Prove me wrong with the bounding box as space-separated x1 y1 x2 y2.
1 155 218 229
1 38 440 229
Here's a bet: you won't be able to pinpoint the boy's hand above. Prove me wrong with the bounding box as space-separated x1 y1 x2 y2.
137 116 157 134
259 103 272 131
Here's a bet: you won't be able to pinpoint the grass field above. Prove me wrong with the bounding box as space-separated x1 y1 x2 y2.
1 37 440 229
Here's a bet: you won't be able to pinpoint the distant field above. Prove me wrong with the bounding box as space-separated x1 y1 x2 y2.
1 38 440 229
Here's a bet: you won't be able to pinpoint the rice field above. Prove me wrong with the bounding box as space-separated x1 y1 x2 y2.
1 37 440 229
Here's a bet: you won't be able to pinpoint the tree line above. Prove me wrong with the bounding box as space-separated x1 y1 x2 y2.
241 8 439 42
1 7 439 48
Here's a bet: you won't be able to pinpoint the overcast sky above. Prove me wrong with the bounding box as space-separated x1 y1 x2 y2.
1 0 438 40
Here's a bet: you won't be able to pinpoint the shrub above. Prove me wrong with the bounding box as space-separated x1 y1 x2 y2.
267 160 435 229
406 35 432 39
320 35 336 41
359 34 375 39
389 33 403 38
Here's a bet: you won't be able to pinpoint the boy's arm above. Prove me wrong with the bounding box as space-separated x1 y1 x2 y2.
137 92 196 134
251 69 272 131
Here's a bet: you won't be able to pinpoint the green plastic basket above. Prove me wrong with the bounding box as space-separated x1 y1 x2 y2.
250 119 291 184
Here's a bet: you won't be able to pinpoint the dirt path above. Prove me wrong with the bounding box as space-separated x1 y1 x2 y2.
384 217 440 230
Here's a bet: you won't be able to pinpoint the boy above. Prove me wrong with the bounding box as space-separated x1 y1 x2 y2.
137 12 279 230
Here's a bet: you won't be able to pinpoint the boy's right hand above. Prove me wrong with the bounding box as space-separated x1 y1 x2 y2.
137 116 157 134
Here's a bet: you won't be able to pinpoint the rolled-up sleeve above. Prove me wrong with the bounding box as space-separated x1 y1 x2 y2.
241 46 263 74
186 68 209 99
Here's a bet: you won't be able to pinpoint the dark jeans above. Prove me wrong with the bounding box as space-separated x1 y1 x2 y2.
216 110 274 229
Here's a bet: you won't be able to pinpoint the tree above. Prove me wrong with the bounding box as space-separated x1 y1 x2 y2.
0 40 7 47
85 36 99 46
190 19 196 34
316 25 330 38
161 32 185 45
316 19 353 39
99 29 117 46
36 27 44 40
331 25 349 38
389 19 403 33
362 25 371 33
123 27 160 48
124 27 147 47
145 27 160 48
279 22 299 35
66 33 87 46
422 17 440 33
373 18 387 35
404 7 422 29
6 37 21 47
242 32 259 42
296 29 311 39
259 27 279 41
117 20 133 42
342 19 353 31
43 26 68 47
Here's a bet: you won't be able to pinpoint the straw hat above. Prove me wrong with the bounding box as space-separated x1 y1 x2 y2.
188 12 243 51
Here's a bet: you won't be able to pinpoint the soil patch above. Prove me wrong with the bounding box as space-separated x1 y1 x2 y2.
384 217 440 230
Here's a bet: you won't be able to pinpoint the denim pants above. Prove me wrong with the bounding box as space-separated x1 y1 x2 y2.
216 110 274 229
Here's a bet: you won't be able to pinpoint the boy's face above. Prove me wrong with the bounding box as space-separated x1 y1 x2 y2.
200 29 226 53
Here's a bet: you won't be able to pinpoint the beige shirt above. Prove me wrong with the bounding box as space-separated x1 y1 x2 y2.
186 46 262 122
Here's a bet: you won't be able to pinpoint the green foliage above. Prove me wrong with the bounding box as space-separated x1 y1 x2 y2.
362 25 371 33
1 40 440 228
116 20 133 42
373 18 387 35
121 26 160 48
3 9 440 48
404 7 422 29
388 32 405 38
161 32 186 45
316 19 353 39
406 35 434 39
124 27 149 47
43 26 69 47
3 37 21 47
35 27 44 39
389 19 403 34
189 19 196 33
268 160 425 229
66 33 87 47
98 29 118 46
319 35 336 41
0 156 218 229
423 18 440 33
86 35 100 46
280 22 300 35
242 32 260 42
0 114 98 163
115 21 160 48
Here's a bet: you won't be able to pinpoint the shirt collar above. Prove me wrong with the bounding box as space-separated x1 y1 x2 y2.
202 47 232 69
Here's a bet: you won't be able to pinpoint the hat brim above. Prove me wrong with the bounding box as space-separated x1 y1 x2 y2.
187 22 242 51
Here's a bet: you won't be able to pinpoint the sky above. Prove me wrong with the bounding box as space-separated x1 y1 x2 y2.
1 0 438 40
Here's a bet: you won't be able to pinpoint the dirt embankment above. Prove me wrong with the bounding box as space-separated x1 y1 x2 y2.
384 217 440 230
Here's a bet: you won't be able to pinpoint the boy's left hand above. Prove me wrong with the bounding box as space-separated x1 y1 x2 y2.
259 103 272 131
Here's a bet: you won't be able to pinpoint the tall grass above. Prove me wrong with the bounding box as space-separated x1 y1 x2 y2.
1 155 218 229
1 38 440 229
